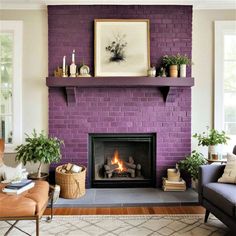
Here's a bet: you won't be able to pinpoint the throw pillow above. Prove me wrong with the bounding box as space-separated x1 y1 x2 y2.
0 163 23 183
218 153 236 184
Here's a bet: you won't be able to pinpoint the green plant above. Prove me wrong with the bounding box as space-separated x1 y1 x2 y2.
162 53 192 67
177 54 191 65
178 151 207 180
15 130 64 178
162 54 179 67
193 127 230 146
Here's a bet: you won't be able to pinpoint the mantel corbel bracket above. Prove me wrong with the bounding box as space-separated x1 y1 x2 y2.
65 86 76 105
159 86 170 102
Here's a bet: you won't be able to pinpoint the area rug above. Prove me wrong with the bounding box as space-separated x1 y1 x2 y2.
0 214 229 236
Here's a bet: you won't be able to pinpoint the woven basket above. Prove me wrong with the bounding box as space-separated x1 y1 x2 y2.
55 165 86 199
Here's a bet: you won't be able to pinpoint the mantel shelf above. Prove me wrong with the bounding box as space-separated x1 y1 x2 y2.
46 76 194 104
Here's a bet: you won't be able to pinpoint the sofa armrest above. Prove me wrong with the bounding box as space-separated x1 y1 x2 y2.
198 164 225 203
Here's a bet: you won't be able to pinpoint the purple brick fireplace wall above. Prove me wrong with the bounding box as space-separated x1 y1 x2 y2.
48 5 192 187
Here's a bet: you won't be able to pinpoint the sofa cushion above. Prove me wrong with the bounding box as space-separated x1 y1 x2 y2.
203 182 236 217
218 153 236 184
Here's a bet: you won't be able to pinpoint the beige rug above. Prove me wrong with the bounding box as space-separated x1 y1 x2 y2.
0 214 229 236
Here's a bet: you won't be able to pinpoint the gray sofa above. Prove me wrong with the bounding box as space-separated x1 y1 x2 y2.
199 164 236 232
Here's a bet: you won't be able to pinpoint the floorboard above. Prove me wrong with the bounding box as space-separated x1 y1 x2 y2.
45 206 205 215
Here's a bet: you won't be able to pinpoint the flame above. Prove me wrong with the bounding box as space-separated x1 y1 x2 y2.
111 150 126 172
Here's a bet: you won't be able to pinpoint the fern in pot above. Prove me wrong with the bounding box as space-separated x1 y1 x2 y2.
178 151 207 189
162 54 179 77
193 127 229 160
15 130 64 180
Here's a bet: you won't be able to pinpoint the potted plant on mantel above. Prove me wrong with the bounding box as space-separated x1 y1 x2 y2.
178 150 207 190
15 130 64 180
178 54 191 77
193 127 230 160
162 54 192 78
162 54 179 78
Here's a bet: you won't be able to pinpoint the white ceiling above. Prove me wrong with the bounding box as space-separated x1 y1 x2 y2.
0 0 236 10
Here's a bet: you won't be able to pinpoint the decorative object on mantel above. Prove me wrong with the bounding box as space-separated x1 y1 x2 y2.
70 49 77 77
78 64 91 77
94 19 150 77
162 54 192 78
178 54 192 77
157 67 167 77
147 65 156 77
178 150 207 190
62 55 67 77
54 67 63 77
162 55 179 77
55 163 86 199
193 127 230 161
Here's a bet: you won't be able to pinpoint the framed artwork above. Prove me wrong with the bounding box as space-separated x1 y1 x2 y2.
94 19 150 77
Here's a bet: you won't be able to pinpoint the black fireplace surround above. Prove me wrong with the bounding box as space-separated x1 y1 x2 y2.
89 134 156 188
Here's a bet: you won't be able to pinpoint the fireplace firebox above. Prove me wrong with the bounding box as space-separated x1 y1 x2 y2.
89 134 156 188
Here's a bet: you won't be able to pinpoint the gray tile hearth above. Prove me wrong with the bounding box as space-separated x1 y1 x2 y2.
54 188 198 208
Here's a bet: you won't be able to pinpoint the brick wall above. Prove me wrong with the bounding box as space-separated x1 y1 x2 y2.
48 5 192 76
48 5 192 187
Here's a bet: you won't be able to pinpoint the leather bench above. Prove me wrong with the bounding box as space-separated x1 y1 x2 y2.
0 180 51 236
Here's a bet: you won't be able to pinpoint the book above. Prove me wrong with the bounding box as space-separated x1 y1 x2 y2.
162 177 185 185
162 177 186 191
163 188 186 192
3 182 35 195
5 179 33 190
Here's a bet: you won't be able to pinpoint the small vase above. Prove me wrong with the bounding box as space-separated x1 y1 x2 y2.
180 64 186 77
169 65 178 78
208 145 219 160
147 66 156 77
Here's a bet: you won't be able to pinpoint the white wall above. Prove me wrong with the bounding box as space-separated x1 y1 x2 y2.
1 10 48 172
1 8 236 170
192 9 236 155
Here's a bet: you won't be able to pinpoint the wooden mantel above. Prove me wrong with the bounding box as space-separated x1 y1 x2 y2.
46 77 194 104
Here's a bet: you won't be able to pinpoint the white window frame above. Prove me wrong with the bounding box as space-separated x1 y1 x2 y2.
0 21 23 152
214 21 236 130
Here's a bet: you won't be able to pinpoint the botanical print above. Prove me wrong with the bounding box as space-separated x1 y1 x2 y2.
105 33 128 62
95 20 150 76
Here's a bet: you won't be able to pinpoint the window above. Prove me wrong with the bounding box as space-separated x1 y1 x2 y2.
0 21 22 152
215 21 236 152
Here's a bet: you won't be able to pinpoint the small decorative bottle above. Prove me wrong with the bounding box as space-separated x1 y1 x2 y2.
147 65 156 77
70 49 77 77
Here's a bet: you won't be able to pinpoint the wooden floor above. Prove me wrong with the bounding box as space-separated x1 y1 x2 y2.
45 206 205 215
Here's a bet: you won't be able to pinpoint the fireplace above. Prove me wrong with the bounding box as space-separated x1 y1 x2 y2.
48 5 193 187
89 134 156 188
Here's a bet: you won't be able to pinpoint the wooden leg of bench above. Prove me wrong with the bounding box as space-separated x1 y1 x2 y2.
36 217 39 236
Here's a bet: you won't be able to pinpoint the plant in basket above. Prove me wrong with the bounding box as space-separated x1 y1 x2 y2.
15 130 64 180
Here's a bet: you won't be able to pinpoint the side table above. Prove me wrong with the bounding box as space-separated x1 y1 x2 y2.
205 158 227 164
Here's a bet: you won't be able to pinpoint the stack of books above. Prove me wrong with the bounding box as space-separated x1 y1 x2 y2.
162 177 186 191
2 179 35 195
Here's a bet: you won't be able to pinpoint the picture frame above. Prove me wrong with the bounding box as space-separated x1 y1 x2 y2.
94 19 150 77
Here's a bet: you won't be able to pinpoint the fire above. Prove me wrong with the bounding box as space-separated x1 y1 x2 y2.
111 150 126 172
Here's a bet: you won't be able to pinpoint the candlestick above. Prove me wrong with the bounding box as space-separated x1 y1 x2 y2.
70 50 76 77
62 55 66 77
72 49 75 63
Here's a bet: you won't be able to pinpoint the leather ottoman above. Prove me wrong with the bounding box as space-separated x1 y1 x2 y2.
0 180 50 236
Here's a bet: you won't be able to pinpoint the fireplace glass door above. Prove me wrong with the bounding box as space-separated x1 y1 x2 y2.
89 134 156 188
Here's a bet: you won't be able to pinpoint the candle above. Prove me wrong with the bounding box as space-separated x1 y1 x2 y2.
72 49 75 63
63 56 66 72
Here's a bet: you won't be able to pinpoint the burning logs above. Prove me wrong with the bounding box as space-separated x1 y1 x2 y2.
104 156 142 179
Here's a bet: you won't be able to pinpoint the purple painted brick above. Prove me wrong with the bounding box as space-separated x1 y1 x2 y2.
48 5 192 187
